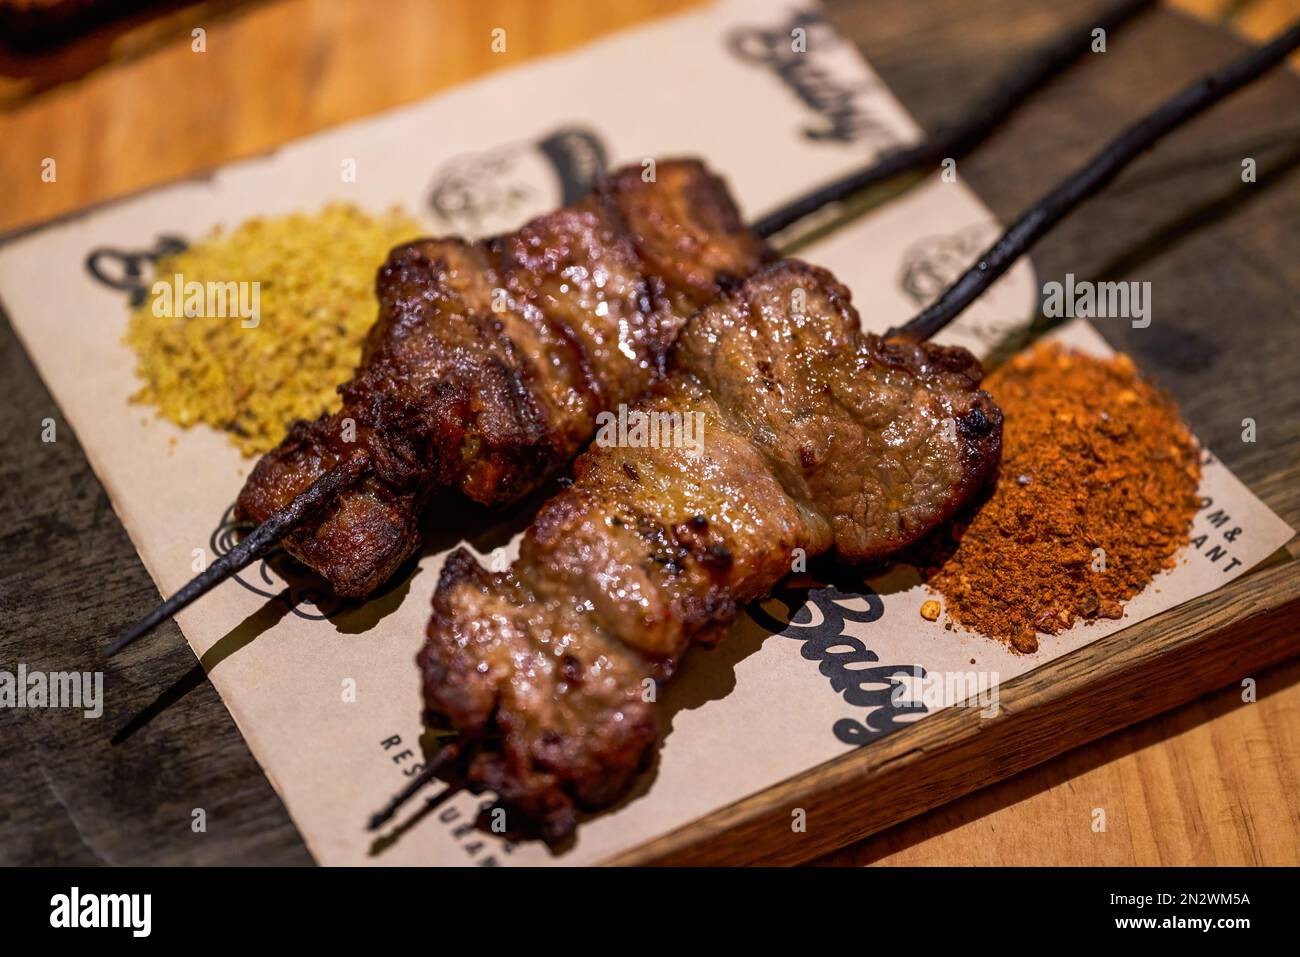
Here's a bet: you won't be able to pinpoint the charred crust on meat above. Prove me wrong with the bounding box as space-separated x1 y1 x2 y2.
672 518 734 572
678 587 738 644
958 405 994 438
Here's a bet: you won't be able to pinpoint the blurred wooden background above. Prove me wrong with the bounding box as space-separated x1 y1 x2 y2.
1 0 1297 866
2 0 1297 236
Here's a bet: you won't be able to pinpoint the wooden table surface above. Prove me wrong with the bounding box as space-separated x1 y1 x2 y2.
1 0 1297 866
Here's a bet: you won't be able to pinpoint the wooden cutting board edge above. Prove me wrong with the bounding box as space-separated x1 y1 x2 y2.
604 552 1300 865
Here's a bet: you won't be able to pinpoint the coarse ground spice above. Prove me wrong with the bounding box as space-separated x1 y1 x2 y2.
125 204 423 456
920 341 1202 653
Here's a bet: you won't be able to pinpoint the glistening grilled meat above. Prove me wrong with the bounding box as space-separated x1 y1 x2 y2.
235 160 767 596
419 260 1002 842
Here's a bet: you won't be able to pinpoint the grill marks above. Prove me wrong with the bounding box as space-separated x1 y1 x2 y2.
421 261 1003 842
235 160 766 596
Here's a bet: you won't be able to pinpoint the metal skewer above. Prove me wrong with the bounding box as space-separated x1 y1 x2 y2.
109 0 1155 656
366 18 1300 831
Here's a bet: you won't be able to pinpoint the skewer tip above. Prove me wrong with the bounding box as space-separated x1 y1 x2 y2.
107 619 155 658
106 453 371 660
367 755 450 831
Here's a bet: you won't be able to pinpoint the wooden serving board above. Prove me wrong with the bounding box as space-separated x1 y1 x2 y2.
1 0 1297 866
609 557 1300 864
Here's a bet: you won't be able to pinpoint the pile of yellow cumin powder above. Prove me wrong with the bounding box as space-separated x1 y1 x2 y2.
920 341 1203 653
125 204 423 456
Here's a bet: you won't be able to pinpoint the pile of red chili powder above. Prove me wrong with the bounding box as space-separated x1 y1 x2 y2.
921 341 1202 654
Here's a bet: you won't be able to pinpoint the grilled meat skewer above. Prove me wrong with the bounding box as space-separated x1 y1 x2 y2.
236 161 766 596
419 260 1002 841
